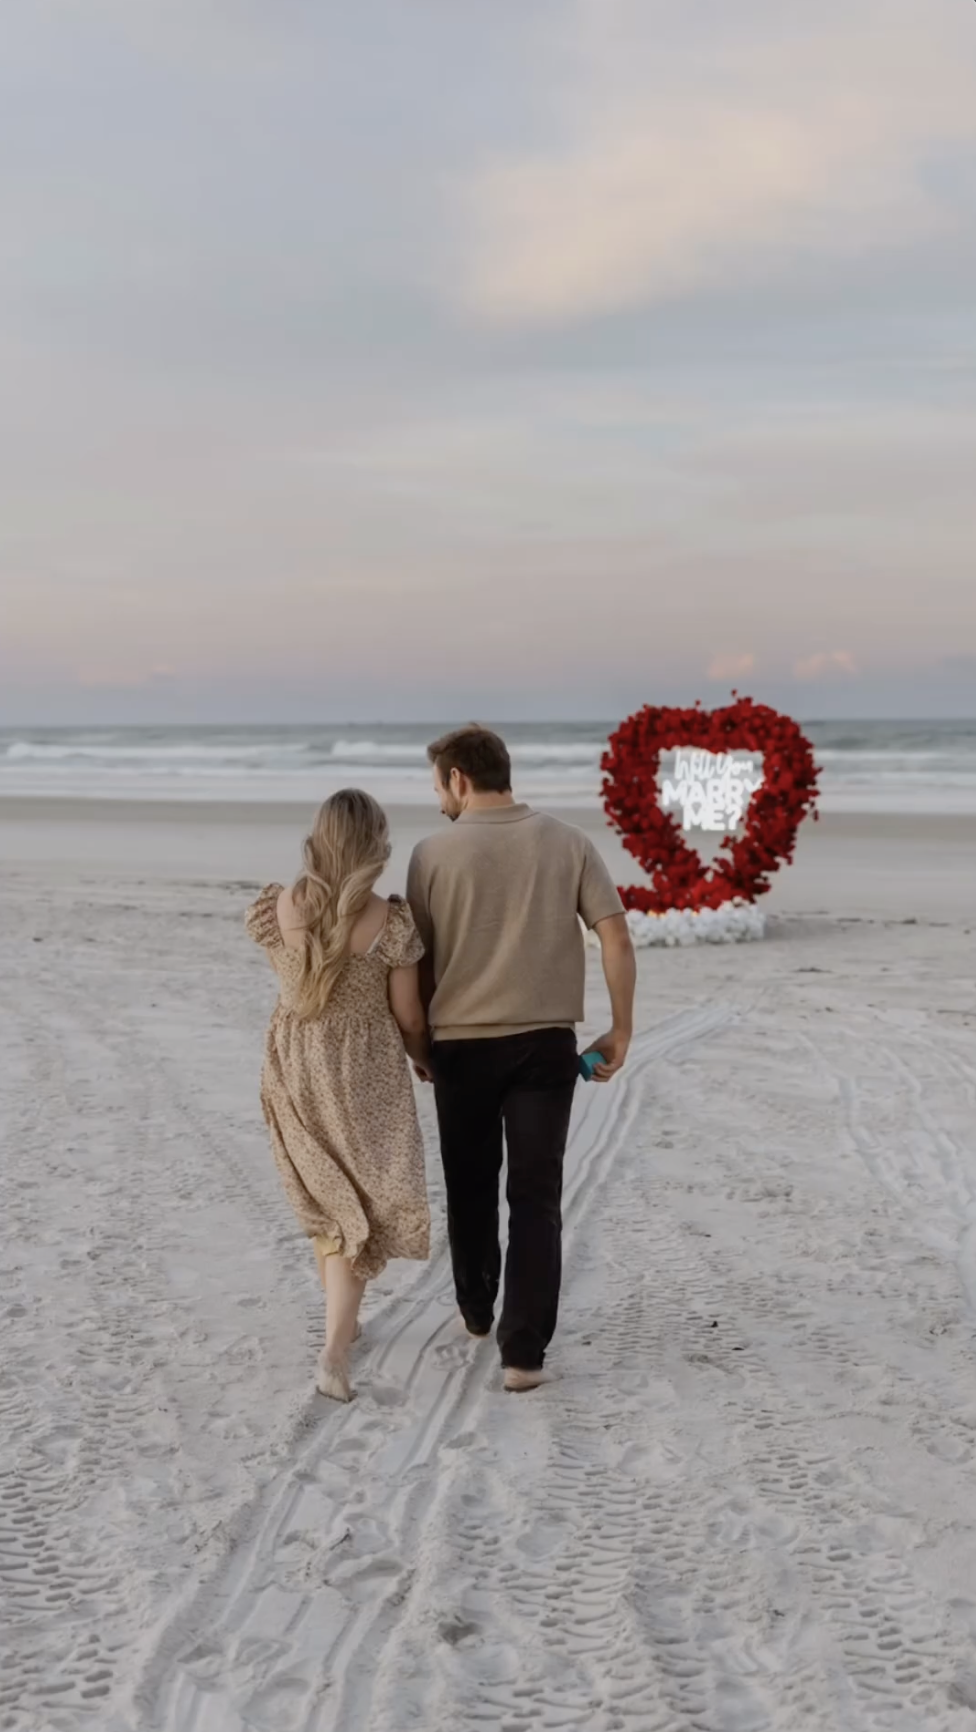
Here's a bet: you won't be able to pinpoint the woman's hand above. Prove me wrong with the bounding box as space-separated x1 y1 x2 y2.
391 964 434 1082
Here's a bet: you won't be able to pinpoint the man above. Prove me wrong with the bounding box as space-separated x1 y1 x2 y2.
406 724 637 1393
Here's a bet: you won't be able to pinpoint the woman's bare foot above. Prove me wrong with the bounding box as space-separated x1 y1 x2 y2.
316 1252 366 1382
316 1349 354 1402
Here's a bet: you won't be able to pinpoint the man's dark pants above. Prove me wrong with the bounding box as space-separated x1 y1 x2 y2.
431 1027 578 1370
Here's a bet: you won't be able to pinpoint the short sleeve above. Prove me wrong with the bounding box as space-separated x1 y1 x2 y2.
577 840 624 930
245 884 284 949
377 897 425 969
405 845 433 955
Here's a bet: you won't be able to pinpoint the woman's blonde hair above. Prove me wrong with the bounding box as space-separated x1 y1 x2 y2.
290 788 391 1019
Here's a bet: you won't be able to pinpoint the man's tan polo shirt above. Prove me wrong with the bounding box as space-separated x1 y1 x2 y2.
405 804 624 1041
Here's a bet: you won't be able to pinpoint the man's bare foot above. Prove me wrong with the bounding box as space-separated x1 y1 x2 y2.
459 1313 491 1339
503 1366 547 1393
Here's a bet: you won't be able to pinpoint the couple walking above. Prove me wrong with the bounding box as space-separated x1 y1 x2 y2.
246 725 636 1401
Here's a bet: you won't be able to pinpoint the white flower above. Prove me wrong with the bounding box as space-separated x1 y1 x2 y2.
584 900 766 949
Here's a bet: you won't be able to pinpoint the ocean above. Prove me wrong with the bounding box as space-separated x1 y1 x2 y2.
2 720 976 814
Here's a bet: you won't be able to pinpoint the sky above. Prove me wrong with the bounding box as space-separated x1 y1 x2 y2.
1 0 975 724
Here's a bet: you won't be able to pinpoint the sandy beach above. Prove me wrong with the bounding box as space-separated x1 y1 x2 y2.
5 0 976 1721
4 802 976 1731
3 796 976 920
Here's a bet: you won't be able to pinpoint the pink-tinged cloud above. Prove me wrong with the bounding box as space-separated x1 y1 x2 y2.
460 4 976 327
793 651 858 681
707 652 756 682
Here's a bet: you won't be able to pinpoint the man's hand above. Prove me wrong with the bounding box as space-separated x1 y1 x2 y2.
589 913 636 1082
581 1028 630 1082
413 1061 434 1084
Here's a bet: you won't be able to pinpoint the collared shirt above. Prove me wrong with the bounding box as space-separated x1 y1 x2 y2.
406 803 624 1040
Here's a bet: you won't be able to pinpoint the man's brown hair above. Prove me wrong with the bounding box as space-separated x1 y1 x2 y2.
426 724 512 794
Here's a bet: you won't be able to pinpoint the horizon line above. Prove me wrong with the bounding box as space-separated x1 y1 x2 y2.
2 715 976 731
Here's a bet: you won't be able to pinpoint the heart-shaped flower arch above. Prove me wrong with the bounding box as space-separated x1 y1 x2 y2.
601 696 820 912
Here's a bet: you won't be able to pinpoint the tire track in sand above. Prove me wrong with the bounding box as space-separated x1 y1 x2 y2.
135 1001 737 1732
362 1012 976 1732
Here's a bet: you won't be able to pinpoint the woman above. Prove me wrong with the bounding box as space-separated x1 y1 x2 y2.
245 789 431 1402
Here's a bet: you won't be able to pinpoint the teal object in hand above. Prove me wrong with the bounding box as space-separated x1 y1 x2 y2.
578 1051 604 1081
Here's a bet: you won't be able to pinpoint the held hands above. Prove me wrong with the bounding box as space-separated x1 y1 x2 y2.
581 1028 630 1082
406 1029 434 1085
412 1037 434 1085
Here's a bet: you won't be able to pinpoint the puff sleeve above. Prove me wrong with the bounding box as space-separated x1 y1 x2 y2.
244 884 285 949
376 896 425 969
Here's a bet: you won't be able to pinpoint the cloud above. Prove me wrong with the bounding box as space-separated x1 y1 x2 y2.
460 2 976 326
707 652 755 682
793 651 858 682
1 3 974 723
